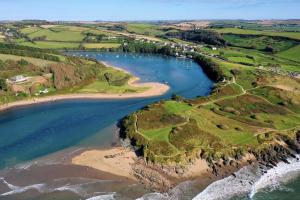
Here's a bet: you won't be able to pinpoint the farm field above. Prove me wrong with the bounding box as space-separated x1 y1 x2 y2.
125 23 165 36
214 28 300 40
223 34 297 52
0 53 57 66
83 43 121 49
277 45 300 63
19 41 80 49
26 28 85 41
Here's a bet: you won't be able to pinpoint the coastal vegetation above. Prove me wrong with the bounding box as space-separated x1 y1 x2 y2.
0 45 143 105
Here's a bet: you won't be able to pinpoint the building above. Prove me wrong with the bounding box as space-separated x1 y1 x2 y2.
10 75 28 84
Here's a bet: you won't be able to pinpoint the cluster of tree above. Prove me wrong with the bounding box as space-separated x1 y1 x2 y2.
0 43 60 62
121 41 176 56
83 33 106 43
103 72 130 86
31 35 47 41
164 29 226 46
17 59 29 66
107 25 125 32
264 45 278 53
49 56 104 90
193 54 224 81
0 78 7 91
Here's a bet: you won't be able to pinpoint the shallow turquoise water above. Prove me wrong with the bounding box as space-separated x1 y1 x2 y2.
0 52 213 169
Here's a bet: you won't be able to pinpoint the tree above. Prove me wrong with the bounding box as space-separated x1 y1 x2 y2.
264 46 277 53
18 59 29 66
0 78 7 91
171 94 184 102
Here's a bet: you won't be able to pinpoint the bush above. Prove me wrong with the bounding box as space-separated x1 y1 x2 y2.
18 59 29 66
193 54 224 81
165 29 226 46
0 78 7 91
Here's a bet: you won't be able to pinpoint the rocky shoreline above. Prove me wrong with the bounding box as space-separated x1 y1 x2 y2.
120 130 300 193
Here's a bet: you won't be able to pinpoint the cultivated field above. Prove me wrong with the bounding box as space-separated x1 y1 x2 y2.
277 45 300 63
19 41 80 49
214 28 300 40
83 43 121 49
0 53 56 66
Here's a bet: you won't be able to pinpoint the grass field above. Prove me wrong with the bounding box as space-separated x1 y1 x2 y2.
0 53 57 66
277 45 300 62
142 127 173 142
223 34 297 52
164 101 192 114
20 27 41 34
214 28 300 40
227 56 255 65
19 41 80 49
26 28 85 42
83 43 121 49
80 67 147 94
126 23 165 36
0 33 5 41
83 29 119 37
217 46 300 72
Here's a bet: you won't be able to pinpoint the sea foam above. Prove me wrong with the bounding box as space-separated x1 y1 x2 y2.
85 193 116 200
193 155 300 200
0 177 113 198
0 178 47 196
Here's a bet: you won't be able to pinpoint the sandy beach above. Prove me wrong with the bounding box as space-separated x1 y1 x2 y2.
71 146 211 181
0 62 169 112
71 147 137 180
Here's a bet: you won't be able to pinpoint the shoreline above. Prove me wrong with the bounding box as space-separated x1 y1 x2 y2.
71 146 211 188
71 146 255 193
0 62 170 112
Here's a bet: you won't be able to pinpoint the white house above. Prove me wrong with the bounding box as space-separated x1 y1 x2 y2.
10 75 28 84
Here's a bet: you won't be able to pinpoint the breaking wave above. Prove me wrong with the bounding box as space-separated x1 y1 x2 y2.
85 193 116 200
137 180 199 200
0 177 47 196
0 177 114 198
193 155 300 200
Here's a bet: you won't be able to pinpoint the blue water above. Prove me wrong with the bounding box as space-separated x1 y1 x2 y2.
0 52 213 169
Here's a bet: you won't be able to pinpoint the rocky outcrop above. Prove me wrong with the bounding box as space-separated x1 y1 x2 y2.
132 160 175 192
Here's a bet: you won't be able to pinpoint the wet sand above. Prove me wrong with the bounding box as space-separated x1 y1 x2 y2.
0 163 149 200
